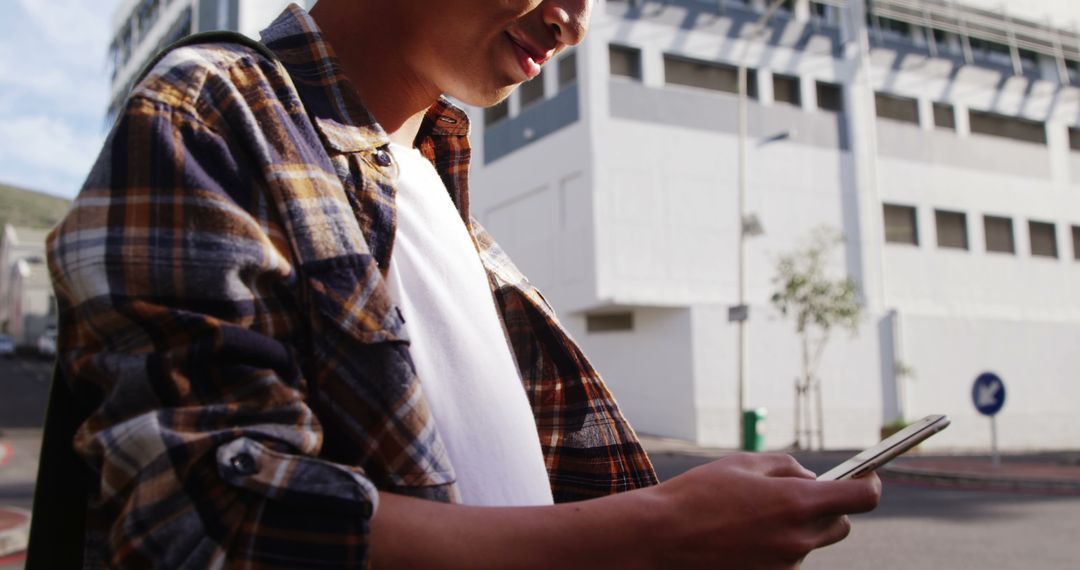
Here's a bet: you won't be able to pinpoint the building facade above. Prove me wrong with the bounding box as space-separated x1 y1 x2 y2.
105 0 1080 451
108 0 315 117
465 0 1080 451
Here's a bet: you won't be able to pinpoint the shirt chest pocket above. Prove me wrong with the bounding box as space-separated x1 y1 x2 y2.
303 253 407 346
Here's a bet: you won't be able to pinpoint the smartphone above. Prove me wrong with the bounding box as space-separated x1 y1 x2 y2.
816 414 951 481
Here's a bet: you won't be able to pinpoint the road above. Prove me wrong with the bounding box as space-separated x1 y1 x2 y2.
3 359 1079 568
651 451 1080 570
0 355 51 570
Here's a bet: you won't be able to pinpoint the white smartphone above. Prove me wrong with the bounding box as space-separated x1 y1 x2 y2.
816 414 951 481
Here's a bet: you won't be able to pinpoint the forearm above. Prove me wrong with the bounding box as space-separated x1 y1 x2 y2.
370 489 664 570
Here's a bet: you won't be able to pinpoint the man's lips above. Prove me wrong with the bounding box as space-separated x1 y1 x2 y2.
507 33 552 80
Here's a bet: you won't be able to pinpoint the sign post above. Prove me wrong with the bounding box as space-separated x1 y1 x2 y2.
972 372 1006 470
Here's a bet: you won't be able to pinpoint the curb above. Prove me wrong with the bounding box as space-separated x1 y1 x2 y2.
881 465 1080 495
0 507 30 559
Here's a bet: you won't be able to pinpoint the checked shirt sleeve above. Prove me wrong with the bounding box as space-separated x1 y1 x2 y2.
47 95 378 568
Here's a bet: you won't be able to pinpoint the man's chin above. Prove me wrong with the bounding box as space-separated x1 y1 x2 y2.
447 84 518 109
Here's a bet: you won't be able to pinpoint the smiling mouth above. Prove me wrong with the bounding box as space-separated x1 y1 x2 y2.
507 33 551 80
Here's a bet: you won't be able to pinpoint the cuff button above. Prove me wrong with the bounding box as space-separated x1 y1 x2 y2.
231 453 258 476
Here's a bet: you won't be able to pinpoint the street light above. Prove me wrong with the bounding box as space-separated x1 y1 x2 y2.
735 0 789 450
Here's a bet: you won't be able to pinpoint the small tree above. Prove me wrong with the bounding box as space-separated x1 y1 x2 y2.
771 227 862 450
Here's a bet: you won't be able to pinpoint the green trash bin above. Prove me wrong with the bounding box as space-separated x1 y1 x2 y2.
742 408 767 451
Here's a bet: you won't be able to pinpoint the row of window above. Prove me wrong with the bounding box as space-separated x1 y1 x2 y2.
884 204 1080 260
483 49 578 125
111 0 171 77
610 0 1080 86
108 7 193 121
870 13 1080 86
610 44 1080 150
610 45 845 111
873 93 1057 146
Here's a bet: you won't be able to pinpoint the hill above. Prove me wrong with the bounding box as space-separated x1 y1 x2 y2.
0 183 72 231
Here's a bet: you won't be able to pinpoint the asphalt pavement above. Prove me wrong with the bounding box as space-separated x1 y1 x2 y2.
2 358 1079 568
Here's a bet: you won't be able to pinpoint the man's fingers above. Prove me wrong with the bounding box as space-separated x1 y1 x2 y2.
813 515 853 549
756 454 817 479
810 474 882 517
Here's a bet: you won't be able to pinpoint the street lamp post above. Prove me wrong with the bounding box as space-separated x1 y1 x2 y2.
735 0 788 449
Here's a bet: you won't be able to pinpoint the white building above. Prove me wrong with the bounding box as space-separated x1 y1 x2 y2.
465 0 1080 452
105 1 1080 452
108 0 315 117
0 225 55 346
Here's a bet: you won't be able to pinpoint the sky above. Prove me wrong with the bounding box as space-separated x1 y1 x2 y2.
0 0 1075 200
0 0 120 199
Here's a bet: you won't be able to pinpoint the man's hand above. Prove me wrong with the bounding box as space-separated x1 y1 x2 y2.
370 453 880 569
645 453 882 569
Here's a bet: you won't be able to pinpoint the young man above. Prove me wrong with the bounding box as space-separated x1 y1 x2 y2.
46 1 879 567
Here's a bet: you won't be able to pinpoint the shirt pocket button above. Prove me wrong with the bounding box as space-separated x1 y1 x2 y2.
374 148 393 167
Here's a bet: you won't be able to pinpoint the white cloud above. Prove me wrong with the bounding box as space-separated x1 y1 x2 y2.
15 0 112 54
0 1 117 197
0 115 104 196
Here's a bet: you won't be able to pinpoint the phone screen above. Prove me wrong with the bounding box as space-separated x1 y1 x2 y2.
817 414 951 481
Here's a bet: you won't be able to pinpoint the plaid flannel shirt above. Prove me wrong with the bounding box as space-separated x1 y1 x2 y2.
47 5 656 568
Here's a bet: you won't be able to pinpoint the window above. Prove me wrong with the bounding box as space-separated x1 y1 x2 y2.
558 49 577 88
1072 226 1080 261
883 204 918 245
935 210 968 250
933 102 955 130
1029 221 1058 258
816 81 843 112
773 74 801 106
664 55 757 98
969 37 1012 66
1018 49 1039 74
610 44 642 80
983 216 1015 254
969 110 1046 145
875 92 919 124
484 99 509 125
586 312 634 333
811 2 828 19
877 17 912 39
519 71 545 108
931 28 949 47
1069 127 1080 153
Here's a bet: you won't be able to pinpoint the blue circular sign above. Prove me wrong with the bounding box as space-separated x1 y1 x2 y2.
972 372 1006 417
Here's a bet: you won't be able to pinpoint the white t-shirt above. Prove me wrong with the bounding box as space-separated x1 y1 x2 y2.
383 142 554 507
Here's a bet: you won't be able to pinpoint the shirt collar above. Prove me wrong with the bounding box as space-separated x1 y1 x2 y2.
259 5 471 154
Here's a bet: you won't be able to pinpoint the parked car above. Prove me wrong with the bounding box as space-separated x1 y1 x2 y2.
37 328 57 358
0 335 14 358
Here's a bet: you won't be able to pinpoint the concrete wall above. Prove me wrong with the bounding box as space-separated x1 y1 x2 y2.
562 308 699 442
689 304 885 450
238 0 315 38
901 314 1080 451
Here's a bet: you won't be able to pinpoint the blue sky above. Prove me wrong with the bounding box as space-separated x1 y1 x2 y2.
0 0 120 199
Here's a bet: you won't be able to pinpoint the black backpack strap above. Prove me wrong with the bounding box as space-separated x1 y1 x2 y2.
132 30 279 87
27 32 280 569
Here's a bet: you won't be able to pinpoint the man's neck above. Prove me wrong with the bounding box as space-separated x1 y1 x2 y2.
309 1 437 148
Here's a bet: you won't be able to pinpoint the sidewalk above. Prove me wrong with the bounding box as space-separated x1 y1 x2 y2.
637 434 1080 494
881 453 1080 494
0 429 41 566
